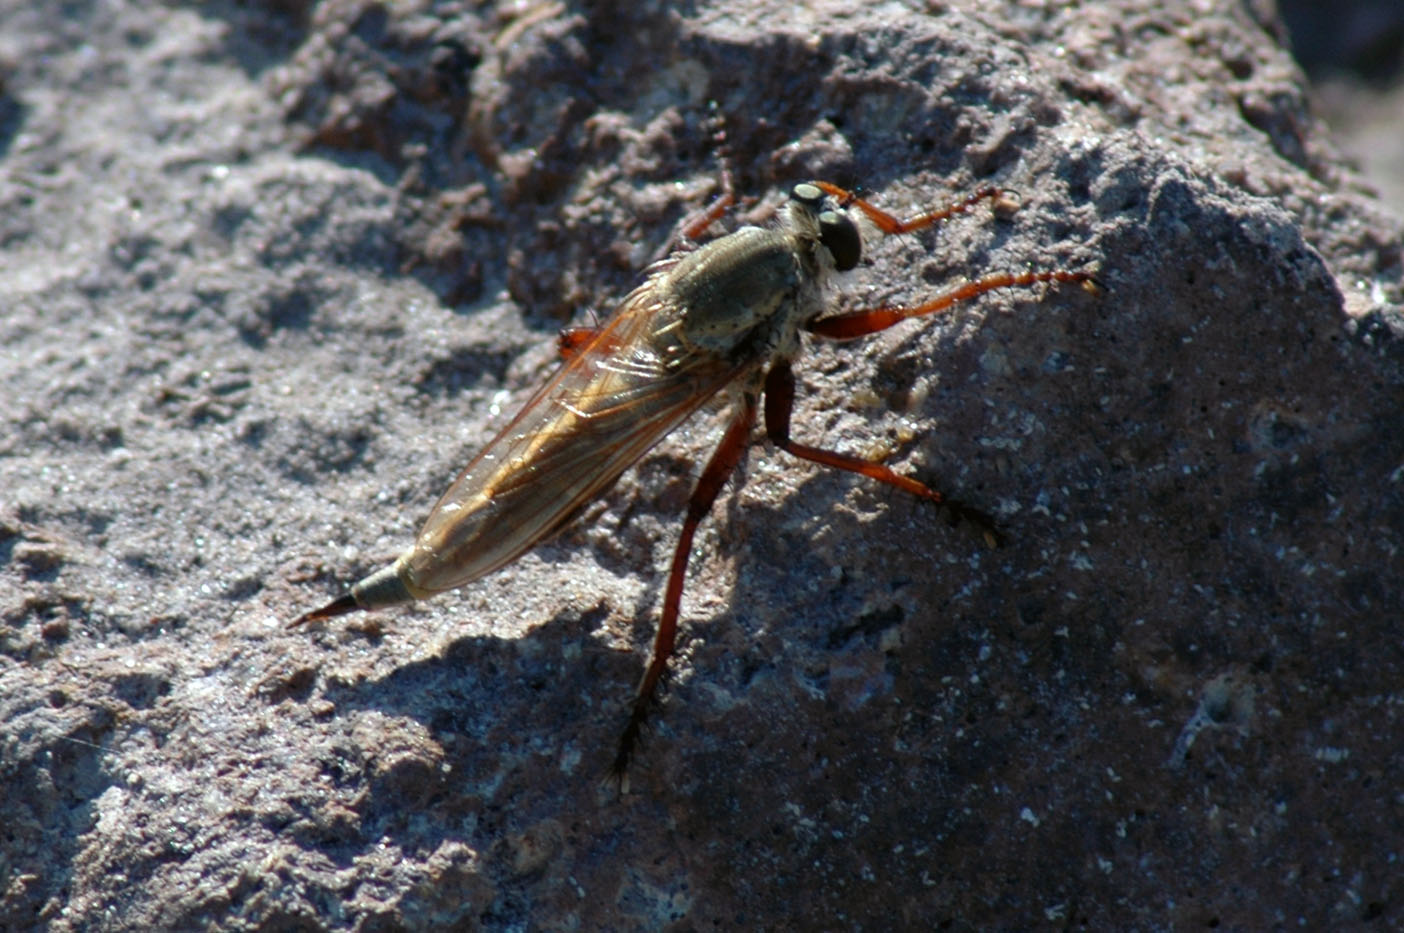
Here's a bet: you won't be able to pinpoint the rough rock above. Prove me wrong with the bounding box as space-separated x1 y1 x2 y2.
2 0 1401 929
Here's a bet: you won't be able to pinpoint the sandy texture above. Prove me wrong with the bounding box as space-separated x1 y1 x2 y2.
2 0 1402 929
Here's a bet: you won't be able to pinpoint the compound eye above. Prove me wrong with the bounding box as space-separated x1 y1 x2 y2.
818 210 861 271
790 182 824 209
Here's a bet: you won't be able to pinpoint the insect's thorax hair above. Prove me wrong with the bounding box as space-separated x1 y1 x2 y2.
655 196 847 370
771 197 844 358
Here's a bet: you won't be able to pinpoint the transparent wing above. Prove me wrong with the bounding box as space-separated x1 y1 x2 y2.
401 276 754 595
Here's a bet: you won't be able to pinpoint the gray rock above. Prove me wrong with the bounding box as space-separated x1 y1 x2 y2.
2 0 1400 929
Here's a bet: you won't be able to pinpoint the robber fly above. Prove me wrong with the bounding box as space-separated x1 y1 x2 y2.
291 179 1098 778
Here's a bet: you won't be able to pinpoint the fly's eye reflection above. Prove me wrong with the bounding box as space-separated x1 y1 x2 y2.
290 177 1100 786
789 181 825 208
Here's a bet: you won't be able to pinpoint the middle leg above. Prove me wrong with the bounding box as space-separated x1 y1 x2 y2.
763 360 1001 542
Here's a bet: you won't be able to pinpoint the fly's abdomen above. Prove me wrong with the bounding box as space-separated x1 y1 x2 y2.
292 250 748 627
397 329 729 598
398 426 618 596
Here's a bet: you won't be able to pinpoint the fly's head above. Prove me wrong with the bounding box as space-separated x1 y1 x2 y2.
789 182 862 274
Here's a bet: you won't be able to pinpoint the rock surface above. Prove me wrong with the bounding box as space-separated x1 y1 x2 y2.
2 0 1401 929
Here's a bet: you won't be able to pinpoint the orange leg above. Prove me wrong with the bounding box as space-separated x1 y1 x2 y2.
612 391 759 778
557 325 603 360
807 269 1098 340
674 111 738 243
765 360 946 504
811 180 1008 236
764 360 1002 543
677 173 735 243
806 180 1098 339
648 170 736 265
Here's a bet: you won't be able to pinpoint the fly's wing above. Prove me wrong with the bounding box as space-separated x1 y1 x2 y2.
399 276 752 596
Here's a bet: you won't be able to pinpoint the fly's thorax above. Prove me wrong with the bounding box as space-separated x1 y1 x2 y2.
665 225 807 355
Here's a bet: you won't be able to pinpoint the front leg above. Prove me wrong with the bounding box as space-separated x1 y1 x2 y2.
808 270 1099 340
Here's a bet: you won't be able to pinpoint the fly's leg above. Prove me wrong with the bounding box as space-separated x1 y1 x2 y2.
811 180 1011 236
763 360 1002 543
648 173 735 264
806 179 1099 338
797 264 1099 538
675 163 736 244
572 124 737 364
806 270 1100 341
675 104 737 244
649 113 738 262
612 392 758 780
765 360 948 502
557 325 603 360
